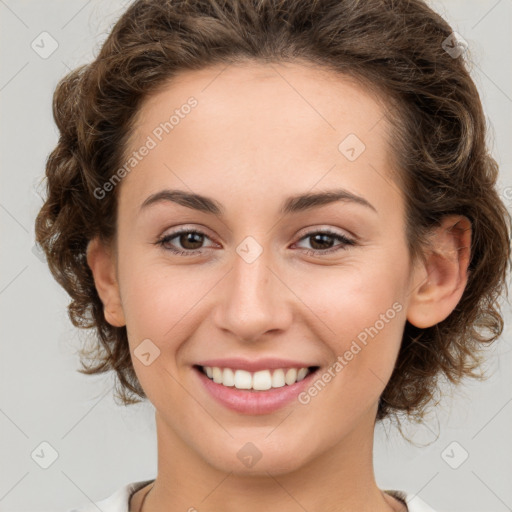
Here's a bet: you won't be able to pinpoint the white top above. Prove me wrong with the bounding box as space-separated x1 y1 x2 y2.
67 479 437 512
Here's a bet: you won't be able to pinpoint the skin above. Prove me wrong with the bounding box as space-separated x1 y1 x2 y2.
87 61 471 512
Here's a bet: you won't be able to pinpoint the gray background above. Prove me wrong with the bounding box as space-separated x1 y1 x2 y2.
0 0 511 511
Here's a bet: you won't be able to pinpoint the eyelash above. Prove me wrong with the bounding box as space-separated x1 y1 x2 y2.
154 228 356 257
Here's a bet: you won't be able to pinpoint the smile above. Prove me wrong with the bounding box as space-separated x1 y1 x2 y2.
193 363 321 415
198 365 319 390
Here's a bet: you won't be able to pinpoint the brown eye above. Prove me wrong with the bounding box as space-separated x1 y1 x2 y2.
155 229 214 256
295 230 356 255
175 231 205 250
309 233 337 250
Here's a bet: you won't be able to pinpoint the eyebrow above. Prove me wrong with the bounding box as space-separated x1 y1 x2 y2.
139 188 377 216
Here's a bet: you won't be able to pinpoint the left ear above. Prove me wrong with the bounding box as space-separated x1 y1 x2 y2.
406 214 472 329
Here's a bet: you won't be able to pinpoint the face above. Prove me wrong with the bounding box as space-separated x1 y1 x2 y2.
96 61 419 475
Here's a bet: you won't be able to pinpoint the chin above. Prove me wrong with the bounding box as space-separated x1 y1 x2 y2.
197 434 316 477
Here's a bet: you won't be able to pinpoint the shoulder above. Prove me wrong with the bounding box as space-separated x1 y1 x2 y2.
68 483 436 512
385 490 438 512
66 480 154 512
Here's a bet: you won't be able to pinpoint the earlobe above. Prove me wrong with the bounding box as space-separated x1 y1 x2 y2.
406 215 472 329
86 236 126 327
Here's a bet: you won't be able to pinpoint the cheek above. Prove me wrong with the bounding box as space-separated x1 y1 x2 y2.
293 251 408 390
117 259 205 403
118 254 216 350
298 258 406 340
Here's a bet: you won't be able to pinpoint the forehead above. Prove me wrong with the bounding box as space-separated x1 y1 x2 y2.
119 61 397 216
130 60 390 145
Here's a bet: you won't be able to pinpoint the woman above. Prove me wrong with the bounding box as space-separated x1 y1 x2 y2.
34 0 511 511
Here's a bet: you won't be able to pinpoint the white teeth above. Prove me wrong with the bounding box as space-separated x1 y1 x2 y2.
252 370 272 391
271 369 285 388
222 368 235 387
212 367 223 383
201 366 313 390
234 369 252 389
297 367 308 381
285 368 297 385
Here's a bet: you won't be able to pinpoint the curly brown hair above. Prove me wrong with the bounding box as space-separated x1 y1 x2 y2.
34 0 511 424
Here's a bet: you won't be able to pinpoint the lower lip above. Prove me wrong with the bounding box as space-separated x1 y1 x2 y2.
194 366 318 415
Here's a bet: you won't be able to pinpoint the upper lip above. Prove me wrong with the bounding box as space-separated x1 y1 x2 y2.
195 358 319 372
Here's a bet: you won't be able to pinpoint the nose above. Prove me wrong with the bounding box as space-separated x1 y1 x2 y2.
212 247 293 342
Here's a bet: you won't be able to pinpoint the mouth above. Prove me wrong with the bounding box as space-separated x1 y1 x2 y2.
193 364 321 391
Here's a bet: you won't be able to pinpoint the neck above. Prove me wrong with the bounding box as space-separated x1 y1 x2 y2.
142 407 402 512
